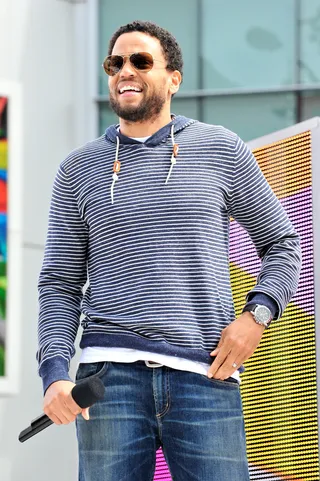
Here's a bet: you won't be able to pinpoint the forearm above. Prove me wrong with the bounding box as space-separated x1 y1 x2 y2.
248 234 301 318
37 284 83 393
229 137 302 317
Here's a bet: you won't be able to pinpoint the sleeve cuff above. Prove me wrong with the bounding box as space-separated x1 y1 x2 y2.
243 293 278 319
39 356 73 394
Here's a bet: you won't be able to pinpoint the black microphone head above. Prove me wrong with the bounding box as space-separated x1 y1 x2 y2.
72 377 105 408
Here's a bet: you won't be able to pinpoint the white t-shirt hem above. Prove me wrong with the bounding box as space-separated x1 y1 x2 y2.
79 347 241 383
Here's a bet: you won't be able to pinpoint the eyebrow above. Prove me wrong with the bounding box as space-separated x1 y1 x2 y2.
111 51 152 55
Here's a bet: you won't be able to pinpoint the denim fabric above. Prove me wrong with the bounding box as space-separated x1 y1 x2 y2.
76 361 249 481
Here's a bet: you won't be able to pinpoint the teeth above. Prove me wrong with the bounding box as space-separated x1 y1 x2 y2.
119 85 142 93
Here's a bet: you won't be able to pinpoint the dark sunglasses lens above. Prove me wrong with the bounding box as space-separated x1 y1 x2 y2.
104 55 123 76
131 53 154 71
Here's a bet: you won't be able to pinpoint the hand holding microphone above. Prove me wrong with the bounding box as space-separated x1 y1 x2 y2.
43 379 90 425
19 376 105 442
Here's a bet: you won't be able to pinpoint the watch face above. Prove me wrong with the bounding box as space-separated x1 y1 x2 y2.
255 305 271 324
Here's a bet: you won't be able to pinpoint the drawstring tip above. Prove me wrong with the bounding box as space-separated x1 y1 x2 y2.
111 137 120 205
111 173 118 204
166 127 178 184
166 155 176 183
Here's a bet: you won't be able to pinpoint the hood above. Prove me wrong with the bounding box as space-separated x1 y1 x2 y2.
105 114 197 205
105 114 196 147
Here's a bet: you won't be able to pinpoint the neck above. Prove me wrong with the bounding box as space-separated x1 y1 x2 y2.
119 109 172 138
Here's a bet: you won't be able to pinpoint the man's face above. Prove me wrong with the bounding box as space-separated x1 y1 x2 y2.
108 32 177 123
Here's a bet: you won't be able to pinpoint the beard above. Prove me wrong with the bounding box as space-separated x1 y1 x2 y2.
109 89 167 123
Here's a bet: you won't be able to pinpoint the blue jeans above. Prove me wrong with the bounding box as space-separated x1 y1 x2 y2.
76 361 249 481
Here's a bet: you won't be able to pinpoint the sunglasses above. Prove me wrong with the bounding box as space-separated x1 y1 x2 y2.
102 52 167 77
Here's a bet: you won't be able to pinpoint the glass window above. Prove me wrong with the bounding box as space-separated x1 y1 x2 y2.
301 91 320 120
202 0 296 90
98 0 198 96
300 0 320 84
171 98 200 120
203 93 296 141
97 1 320 142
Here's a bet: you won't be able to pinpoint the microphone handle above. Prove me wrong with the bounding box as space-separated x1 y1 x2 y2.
19 414 53 443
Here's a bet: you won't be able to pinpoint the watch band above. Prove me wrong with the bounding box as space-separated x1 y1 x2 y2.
243 304 272 327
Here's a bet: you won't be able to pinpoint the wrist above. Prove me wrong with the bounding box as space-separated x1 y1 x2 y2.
241 311 266 330
242 304 272 328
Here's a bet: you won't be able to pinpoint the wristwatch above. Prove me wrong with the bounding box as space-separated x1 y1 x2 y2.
243 304 272 328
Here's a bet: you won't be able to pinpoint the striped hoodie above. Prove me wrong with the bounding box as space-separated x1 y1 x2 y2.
37 115 301 392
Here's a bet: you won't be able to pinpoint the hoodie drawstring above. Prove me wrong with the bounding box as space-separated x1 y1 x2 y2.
111 136 120 204
110 126 179 204
165 124 179 184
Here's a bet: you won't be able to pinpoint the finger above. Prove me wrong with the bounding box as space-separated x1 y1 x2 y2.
65 393 83 416
47 401 78 424
214 355 243 380
45 412 62 425
210 344 221 357
210 347 220 357
60 403 80 423
45 406 74 425
210 337 224 357
208 342 245 378
81 407 90 421
54 411 75 425
208 345 231 377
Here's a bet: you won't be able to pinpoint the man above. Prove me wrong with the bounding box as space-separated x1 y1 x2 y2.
37 21 301 481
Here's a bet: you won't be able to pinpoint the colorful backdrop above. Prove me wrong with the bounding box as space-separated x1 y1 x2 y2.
0 96 8 378
153 127 319 480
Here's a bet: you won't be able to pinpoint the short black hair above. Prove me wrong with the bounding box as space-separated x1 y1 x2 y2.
108 20 183 81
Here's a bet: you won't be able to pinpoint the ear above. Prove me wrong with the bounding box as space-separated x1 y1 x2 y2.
169 70 182 95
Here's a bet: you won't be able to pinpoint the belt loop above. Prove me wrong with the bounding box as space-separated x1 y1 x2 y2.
145 360 163 368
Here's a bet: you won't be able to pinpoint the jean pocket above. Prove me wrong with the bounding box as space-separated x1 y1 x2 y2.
75 361 108 383
200 374 240 389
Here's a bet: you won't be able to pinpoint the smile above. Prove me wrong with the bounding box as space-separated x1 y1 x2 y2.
119 85 142 94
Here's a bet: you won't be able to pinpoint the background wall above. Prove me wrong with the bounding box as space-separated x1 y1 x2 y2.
0 1 92 480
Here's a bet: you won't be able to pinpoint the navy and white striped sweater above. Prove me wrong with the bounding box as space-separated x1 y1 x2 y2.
37 115 301 392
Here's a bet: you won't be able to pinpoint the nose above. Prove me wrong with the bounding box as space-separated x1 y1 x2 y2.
119 56 136 77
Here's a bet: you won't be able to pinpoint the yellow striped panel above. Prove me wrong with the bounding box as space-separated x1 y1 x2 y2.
253 132 312 199
230 130 319 480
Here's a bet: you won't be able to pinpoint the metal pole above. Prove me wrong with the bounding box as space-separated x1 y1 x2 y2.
197 0 204 121
295 0 302 122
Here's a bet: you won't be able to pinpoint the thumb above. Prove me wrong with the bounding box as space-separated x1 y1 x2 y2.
211 340 223 357
81 407 90 421
210 347 219 357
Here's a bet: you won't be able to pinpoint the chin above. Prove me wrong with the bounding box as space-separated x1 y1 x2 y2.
115 103 145 120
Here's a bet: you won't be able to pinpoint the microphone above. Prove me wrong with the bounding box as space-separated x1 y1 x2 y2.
18 377 105 443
